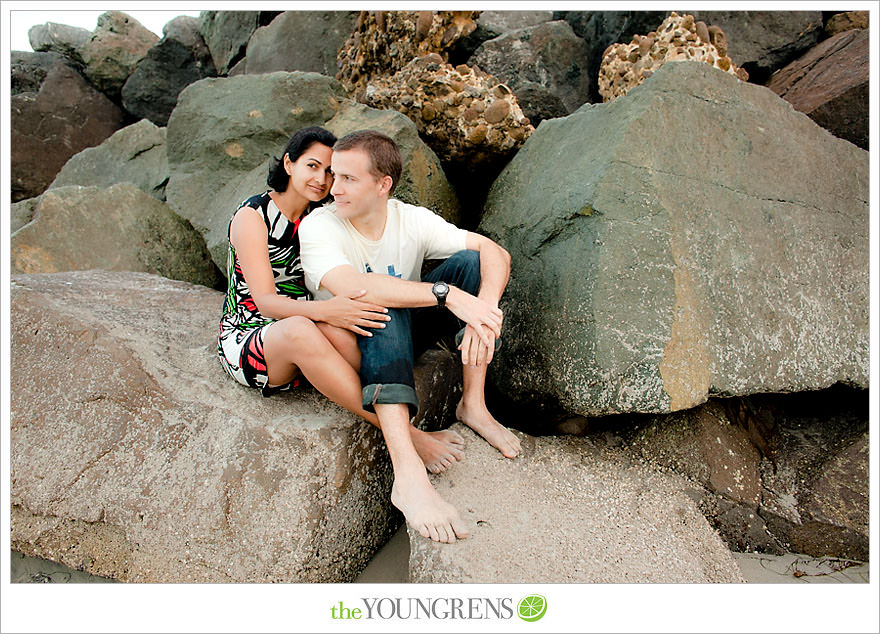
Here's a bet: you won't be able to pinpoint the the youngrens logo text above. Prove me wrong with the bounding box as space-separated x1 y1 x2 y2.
330 597 514 620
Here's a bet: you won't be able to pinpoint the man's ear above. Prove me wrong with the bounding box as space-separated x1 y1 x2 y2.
378 174 393 196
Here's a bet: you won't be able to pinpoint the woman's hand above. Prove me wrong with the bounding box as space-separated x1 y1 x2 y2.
316 290 391 336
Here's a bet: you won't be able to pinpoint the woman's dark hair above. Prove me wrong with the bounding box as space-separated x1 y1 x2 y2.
267 126 337 192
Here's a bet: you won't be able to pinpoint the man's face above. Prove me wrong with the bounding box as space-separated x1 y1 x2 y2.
330 148 387 219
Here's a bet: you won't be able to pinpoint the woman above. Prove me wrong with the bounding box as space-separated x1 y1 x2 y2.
218 126 463 473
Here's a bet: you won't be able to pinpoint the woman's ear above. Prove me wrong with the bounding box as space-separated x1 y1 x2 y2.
283 153 294 175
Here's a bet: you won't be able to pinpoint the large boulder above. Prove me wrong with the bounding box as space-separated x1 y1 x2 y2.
471 20 591 125
554 10 670 103
28 21 91 62
198 11 280 74
11 51 67 95
408 424 744 582
689 10 824 83
10 270 460 582
245 11 359 77
166 72 461 271
49 119 169 200
11 60 124 202
11 184 222 289
478 61 868 419
165 71 345 270
766 29 868 150
121 16 217 126
825 11 869 36
79 11 159 99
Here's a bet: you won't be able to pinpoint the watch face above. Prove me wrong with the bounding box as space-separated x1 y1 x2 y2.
434 281 449 298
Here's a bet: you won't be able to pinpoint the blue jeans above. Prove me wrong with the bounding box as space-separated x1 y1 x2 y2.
359 250 481 417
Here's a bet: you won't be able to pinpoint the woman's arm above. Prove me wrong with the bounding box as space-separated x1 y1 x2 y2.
229 207 389 336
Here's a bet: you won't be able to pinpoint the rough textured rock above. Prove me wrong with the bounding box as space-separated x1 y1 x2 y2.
11 184 222 289
478 61 868 418
337 10 479 101
11 61 125 202
121 16 216 126
198 11 279 74
408 424 744 583
49 119 168 200
245 11 359 77
365 54 533 168
471 20 592 124
766 29 868 150
825 11 869 36
79 11 159 99
10 270 460 582
598 12 748 102
754 387 869 561
28 21 90 62
11 51 67 95
11 198 40 234
165 71 346 270
690 10 823 83
166 71 461 271
554 10 670 103
450 10 554 63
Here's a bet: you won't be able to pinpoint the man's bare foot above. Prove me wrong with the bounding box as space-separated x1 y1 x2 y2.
410 428 465 474
391 470 470 543
456 401 521 458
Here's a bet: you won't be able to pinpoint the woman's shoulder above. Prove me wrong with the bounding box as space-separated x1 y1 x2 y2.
236 191 271 213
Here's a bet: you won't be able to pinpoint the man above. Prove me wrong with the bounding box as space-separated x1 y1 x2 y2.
299 130 520 544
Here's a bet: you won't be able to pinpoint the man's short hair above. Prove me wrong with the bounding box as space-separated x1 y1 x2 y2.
333 130 402 195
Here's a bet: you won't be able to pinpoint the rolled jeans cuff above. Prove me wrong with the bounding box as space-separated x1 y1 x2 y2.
362 383 419 417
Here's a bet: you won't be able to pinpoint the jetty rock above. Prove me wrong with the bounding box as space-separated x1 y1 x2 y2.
10 271 461 582
479 61 868 419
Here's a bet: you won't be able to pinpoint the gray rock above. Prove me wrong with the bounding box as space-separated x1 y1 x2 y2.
553 10 670 103
11 51 66 95
690 10 824 83
79 11 159 99
245 11 358 77
451 10 554 62
166 72 460 272
471 20 591 125
10 197 40 233
28 21 90 62
408 424 744 582
11 61 124 202
11 184 222 289
198 11 279 74
165 71 346 270
478 62 868 418
121 16 216 126
766 29 868 150
49 119 169 200
10 270 460 582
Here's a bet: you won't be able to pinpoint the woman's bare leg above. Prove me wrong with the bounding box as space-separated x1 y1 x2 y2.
264 318 464 473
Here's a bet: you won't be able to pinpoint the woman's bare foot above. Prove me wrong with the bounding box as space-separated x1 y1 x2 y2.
391 469 470 543
410 428 465 474
455 401 521 458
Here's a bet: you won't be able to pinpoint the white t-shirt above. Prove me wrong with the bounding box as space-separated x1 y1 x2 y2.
299 198 469 300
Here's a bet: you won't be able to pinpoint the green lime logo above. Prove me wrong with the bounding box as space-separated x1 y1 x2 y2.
517 594 547 622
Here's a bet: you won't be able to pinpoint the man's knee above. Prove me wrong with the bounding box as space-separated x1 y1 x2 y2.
445 250 481 295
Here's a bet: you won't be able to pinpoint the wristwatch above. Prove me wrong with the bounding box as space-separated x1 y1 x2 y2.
432 281 450 307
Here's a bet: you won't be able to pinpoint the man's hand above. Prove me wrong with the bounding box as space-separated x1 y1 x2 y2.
446 287 502 349
458 324 496 366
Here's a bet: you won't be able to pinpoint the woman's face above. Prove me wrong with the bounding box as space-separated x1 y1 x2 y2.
284 142 334 201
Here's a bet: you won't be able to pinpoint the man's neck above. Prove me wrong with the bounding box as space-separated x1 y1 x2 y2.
349 198 390 241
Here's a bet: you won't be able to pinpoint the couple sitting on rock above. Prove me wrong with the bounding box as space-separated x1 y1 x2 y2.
217 126 520 543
